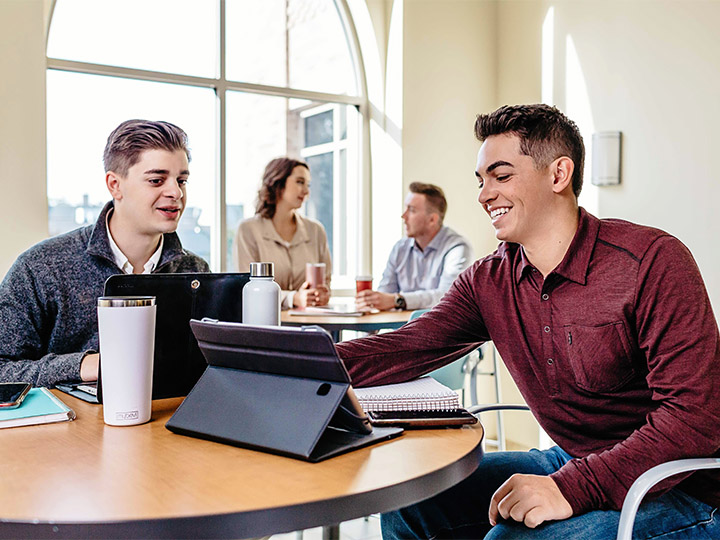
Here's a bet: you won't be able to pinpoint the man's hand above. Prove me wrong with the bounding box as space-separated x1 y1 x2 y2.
355 290 396 311
294 282 331 307
80 352 100 382
489 474 572 529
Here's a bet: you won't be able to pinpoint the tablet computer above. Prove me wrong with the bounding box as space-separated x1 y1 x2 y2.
166 320 403 462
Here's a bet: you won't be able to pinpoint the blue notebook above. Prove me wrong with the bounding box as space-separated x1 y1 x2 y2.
0 388 76 429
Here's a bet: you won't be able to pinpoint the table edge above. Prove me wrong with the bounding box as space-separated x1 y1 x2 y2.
0 428 484 539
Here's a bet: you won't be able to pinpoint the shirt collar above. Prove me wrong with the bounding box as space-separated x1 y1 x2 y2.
413 226 447 254
514 246 535 284
260 213 311 247
552 207 598 285
105 209 164 274
513 207 598 286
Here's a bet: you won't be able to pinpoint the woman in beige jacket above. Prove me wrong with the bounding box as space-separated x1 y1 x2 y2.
233 157 332 309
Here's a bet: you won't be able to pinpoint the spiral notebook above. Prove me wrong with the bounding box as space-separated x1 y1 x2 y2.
353 376 460 412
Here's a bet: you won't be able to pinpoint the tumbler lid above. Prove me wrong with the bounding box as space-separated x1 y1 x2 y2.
97 296 156 307
250 262 274 278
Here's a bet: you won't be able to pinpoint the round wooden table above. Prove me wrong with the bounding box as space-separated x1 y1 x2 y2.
0 392 484 539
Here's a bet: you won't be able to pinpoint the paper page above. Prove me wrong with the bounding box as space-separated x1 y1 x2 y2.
354 376 460 412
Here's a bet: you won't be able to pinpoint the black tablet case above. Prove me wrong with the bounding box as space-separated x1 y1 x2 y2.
102 272 250 400
165 321 403 462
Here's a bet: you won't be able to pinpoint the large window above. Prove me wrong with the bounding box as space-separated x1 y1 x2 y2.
46 0 366 283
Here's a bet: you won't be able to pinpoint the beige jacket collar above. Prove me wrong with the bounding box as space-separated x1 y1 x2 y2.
259 213 312 247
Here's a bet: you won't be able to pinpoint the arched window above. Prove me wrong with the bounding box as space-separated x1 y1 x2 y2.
46 0 367 281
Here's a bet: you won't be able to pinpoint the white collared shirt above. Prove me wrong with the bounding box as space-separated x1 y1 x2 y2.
106 210 163 274
377 226 474 310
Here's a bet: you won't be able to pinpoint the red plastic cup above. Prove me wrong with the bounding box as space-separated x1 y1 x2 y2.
306 263 326 289
356 275 373 293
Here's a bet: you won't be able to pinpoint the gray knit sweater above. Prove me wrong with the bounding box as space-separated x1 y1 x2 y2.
0 202 209 387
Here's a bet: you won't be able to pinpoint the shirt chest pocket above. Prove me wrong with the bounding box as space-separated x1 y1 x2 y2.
563 322 636 392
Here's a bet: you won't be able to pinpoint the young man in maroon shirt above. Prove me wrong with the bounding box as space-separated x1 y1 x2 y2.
335 104 720 539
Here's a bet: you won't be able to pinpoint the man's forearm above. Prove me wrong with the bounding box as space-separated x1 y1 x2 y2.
0 351 87 387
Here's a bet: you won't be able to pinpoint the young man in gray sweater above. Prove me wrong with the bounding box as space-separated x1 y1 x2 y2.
0 119 209 387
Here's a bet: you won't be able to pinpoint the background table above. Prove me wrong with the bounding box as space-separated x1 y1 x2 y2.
282 309 412 341
0 392 484 539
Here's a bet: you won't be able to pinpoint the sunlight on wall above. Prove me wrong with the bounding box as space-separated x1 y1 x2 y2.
565 35 598 216
371 0 403 281
542 9 599 216
541 7 554 105
385 0 403 132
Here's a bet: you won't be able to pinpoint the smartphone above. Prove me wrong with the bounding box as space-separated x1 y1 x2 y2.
367 408 478 428
0 382 32 409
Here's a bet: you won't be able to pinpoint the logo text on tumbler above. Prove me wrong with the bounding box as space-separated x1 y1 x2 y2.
116 410 139 421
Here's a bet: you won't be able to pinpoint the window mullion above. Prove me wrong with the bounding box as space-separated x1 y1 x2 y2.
217 0 227 272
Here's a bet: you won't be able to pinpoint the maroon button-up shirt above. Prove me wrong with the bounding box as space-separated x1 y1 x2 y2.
336 208 720 514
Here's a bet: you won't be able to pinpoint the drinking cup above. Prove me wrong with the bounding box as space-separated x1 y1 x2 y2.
356 275 373 293
306 263 326 289
97 296 156 426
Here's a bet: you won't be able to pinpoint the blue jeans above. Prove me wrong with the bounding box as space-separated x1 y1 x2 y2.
381 447 720 539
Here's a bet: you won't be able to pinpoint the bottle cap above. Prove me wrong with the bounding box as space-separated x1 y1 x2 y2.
249 262 274 278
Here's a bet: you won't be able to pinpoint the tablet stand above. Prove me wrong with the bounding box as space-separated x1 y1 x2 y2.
166 321 402 462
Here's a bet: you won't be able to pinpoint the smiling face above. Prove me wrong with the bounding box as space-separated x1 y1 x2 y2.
279 165 311 210
475 134 558 246
106 148 189 237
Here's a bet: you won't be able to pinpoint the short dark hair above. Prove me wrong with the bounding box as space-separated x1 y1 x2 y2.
409 181 448 221
103 119 190 177
474 104 585 197
255 157 310 219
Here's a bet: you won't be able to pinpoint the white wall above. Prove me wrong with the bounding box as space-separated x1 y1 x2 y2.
0 0 49 277
494 0 720 314
553 1 720 314
402 0 499 260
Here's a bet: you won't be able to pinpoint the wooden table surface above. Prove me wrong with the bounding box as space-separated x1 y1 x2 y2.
0 392 484 539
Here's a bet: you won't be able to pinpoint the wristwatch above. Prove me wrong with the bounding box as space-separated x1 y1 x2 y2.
394 293 407 310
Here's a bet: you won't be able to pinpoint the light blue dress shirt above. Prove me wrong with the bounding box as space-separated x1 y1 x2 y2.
377 226 474 310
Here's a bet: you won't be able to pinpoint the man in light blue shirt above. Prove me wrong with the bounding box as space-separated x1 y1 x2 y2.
356 182 473 311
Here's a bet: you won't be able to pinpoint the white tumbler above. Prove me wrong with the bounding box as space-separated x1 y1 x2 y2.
97 296 156 426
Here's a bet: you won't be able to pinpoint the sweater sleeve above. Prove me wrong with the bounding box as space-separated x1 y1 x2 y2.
0 256 86 387
550 236 720 513
336 266 489 386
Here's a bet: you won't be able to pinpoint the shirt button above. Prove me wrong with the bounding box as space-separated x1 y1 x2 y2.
542 293 549 300
544 326 550 333
547 358 554 365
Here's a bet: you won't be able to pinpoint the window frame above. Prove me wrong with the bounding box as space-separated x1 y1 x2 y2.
45 0 371 277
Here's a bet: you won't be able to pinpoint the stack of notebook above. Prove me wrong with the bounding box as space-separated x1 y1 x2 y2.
0 388 76 429
354 376 460 412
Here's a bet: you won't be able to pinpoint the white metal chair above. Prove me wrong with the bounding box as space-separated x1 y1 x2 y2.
616 458 720 540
